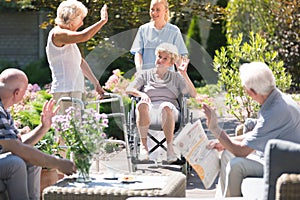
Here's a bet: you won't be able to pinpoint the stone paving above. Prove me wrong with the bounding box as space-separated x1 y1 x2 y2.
90 109 241 198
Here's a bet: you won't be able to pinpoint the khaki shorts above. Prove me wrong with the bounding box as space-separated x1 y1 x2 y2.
52 91 83 114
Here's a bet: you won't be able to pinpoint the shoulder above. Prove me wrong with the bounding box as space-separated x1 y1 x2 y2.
136 69 151 78
139 22 151 30
169 71 184 81
165 23 181 32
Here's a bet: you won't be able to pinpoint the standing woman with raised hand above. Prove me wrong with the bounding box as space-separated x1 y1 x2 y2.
131 0 188 72
46 0 108 113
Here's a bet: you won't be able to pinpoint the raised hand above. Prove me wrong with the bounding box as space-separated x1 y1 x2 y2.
41 99 60 129
202 103 223 139
100 4 108 23
176 57 189 74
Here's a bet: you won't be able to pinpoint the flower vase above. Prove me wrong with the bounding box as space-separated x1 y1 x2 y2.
74 152 92 183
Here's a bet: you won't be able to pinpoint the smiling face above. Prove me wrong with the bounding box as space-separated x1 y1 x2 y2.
155 51 174 69
150 2 167 22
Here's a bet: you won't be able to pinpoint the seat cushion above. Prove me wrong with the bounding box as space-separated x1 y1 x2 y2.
241 177 264 199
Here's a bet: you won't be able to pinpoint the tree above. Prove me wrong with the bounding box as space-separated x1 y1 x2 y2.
224 0 300 90
186 15 202 51
225 0 275 39
214 32 291 122
269 0 300 90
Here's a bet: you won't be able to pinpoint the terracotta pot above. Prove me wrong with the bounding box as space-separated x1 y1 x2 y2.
40 168 58 198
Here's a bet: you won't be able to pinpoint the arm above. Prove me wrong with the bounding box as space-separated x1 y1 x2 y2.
53 5 108 46
134 53 143 72
126 87 151 103
176 58 197 98
0 139 76 175
21 99 59 146
80 58 105 96
125 74 151 103
202 103 254 157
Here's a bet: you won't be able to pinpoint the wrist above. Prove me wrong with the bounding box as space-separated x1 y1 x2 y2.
210 127 223 139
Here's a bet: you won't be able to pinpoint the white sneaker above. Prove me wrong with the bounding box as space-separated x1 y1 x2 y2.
167 148 177 163
139 145 149 161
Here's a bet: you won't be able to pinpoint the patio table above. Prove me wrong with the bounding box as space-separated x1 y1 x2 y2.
42 172 186 200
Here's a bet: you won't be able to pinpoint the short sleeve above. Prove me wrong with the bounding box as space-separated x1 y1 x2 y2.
126 71 147 91
173 26 188 56
0 110 19 140
130 27 144 55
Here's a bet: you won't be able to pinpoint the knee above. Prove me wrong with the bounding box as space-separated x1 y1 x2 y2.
226 157 245 177
137 103 149 114
161 106 173 118
136 103 150 124
6 155 27 176
11 156 27 171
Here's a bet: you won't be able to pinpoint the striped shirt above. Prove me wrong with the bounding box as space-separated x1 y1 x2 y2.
0 100 18 152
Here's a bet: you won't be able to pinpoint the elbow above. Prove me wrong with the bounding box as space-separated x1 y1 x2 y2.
189 90 197 98
125 88 132 96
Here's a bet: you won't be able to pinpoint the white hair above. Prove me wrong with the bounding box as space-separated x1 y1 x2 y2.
239 62 276 95
155 42 179 64
55 0 88 26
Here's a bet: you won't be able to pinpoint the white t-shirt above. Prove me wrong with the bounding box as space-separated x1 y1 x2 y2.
46 28 85 93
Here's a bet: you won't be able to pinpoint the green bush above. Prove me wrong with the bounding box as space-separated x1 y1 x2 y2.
214 32 292 122
23 57 52 86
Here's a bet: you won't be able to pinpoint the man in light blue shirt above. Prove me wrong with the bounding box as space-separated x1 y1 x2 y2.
202 62 300 197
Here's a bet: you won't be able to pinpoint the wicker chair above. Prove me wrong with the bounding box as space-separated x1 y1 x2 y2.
276 173 300 200
242 139 300 200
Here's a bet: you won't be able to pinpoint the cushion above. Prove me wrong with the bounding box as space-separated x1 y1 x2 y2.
241 177 264 199
264 139 300 200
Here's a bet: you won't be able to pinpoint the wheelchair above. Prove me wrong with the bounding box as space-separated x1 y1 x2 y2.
127 94 193 172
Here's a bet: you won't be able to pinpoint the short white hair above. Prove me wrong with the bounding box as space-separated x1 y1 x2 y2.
239 62 276 95
55 0 88 26
155 42 179 64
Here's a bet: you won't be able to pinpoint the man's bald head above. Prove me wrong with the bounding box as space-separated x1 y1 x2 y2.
0 68 28 91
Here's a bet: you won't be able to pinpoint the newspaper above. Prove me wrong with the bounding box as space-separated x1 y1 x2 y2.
174 119 220 189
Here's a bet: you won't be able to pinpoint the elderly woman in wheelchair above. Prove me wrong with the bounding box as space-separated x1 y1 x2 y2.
126 42 196 163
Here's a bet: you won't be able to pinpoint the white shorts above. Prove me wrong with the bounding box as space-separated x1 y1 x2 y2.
136 101 180 126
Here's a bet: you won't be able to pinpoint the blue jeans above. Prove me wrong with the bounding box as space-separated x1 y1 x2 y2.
0 153 41 200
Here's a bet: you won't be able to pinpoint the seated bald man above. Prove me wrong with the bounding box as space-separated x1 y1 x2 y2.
0 68 76 200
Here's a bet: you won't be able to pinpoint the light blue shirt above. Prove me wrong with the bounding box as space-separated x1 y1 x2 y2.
243 89 300 154
130 22 188 70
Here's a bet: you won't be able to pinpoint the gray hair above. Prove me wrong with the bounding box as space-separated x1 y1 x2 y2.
239 62 276 95
55 0 88 26
155 42 179 64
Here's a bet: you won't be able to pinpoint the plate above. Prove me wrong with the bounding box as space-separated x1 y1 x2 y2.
119 176 137 183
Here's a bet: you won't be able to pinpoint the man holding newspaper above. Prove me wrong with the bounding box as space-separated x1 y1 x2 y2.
202 62 300 197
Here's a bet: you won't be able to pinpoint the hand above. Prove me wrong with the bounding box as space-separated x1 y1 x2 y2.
207 140 225 152
140 92 151 103
100 4 108 23
94 83 105 99
18 126 31 135
41 99 60 129
202 103 222 139
175 57 189 74
57 159 77 176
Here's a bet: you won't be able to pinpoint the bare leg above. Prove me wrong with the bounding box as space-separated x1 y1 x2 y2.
136 103 150 160
161 107 177 162
161 106 175 145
